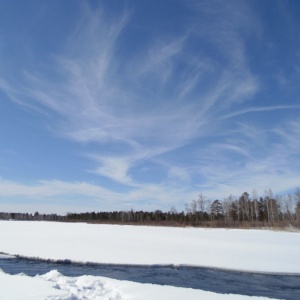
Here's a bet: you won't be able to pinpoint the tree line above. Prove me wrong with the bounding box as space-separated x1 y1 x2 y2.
1 188 300 228
0 211 64 222
183 189 300 227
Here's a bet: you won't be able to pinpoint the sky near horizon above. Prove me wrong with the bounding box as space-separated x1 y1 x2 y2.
1 0 300 214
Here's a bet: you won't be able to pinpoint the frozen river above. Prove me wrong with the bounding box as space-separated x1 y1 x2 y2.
0 255 299 300
1 222 300 299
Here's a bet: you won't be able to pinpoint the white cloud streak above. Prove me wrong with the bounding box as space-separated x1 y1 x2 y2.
194 118 300 199
0 178 195 214
222 105 300 120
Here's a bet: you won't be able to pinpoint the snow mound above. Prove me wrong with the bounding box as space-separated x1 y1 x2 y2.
40 270 123 300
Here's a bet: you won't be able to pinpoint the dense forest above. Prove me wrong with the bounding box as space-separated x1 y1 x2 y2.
1 189 300 228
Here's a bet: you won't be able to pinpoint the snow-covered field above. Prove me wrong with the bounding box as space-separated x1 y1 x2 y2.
0 221 299 299
1 221 299 273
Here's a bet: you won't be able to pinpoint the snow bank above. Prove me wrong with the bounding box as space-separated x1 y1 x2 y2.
0 269 279 300
0 221 299 273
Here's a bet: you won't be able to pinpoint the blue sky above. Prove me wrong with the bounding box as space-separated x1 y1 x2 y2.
1 0 300 214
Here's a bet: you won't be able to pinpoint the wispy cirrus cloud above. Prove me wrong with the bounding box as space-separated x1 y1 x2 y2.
1 7 213 186
192 118 300 199
0 177 195 214
222 105 300 120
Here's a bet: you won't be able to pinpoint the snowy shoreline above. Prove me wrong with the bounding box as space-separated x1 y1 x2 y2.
0 269 280 300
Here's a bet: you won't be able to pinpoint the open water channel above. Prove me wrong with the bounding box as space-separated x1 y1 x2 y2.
0 254 299 300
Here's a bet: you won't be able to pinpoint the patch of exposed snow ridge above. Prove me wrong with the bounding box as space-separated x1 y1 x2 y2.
41 270 123 300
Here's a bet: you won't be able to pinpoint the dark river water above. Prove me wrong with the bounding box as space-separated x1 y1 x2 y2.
0 255 299 300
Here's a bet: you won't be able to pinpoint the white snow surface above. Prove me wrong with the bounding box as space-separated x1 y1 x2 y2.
0 221 299 274
0 269 279 300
